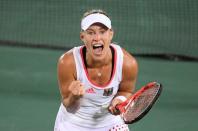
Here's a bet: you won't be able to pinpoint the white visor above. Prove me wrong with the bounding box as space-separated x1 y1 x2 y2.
81 13 111 31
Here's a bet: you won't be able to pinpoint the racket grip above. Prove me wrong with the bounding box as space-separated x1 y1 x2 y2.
115 104 126 113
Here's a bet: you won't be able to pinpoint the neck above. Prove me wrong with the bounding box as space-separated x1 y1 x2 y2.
86 48 112 68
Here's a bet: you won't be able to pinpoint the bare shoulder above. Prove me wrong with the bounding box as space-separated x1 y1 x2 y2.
58 49 75 67
116 48 138 96
57 49 76 79
122 48 138 72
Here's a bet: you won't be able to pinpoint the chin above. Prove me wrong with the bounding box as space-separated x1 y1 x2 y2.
92 54 106 61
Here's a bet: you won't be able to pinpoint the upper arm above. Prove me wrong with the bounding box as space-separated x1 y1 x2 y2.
57 51 76 99
117 49 138 98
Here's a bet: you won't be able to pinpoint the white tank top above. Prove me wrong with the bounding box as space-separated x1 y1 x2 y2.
60 44 124 128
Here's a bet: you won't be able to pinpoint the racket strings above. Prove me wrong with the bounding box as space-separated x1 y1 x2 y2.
123 86 159 122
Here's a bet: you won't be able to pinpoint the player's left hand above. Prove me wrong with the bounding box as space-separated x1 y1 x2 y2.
108 98 123 115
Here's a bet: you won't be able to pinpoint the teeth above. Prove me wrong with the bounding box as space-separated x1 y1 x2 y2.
93 43 103 49
92 43 104 54
93 43 103 47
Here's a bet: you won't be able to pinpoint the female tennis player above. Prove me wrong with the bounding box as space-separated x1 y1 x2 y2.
54 9 138 131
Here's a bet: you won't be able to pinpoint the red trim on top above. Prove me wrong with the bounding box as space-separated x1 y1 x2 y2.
79 45 117 88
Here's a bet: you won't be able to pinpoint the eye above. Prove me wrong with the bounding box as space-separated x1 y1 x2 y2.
86 30 94 35
99 30 106 34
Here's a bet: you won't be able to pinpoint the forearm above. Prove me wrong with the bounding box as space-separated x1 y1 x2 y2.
115 91 132 99
62 94 81 113
60 81 84 110
62 94 81 108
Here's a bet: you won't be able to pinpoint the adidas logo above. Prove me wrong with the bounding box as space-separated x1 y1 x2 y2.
85 87 96 94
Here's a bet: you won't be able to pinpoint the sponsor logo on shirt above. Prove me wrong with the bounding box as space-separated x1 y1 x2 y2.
103 87 113 96
85 87 96 94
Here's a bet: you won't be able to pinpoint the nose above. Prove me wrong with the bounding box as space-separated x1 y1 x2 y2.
93 33 101 41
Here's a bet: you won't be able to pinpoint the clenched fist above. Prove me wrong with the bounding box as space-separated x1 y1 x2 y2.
68 81 85 98
62 81 85 111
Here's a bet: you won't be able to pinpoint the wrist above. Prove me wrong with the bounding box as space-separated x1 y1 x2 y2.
115 95 127 102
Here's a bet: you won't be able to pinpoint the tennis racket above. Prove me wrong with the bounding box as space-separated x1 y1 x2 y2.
116 81 162 124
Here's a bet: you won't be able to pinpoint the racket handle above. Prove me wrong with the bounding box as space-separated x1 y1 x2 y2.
115 104 126 113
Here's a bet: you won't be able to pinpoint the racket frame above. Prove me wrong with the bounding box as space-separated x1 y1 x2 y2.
116 82 162 124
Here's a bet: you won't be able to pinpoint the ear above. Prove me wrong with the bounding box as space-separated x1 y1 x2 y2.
109 29 114 41
80 31 85 41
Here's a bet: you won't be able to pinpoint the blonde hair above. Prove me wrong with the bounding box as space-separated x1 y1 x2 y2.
82 9 109 20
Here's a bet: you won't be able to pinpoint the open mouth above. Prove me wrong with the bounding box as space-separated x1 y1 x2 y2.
92 43 104 54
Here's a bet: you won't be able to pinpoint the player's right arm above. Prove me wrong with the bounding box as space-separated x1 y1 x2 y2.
57 50 85 109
